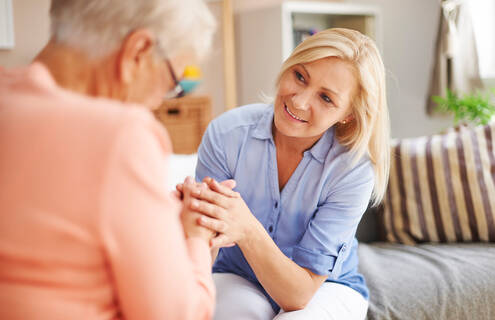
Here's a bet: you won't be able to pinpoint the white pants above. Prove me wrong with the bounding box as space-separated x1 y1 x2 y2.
213 273 368 320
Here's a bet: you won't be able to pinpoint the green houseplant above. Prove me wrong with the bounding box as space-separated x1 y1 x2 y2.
433 89 495 126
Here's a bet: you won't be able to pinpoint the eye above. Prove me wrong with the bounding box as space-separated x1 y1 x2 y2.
294 70 305 83
320 93 332 104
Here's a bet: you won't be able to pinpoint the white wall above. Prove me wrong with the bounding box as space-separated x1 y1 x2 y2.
346 0 453 138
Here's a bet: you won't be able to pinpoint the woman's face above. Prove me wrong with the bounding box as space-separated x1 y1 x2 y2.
273 57 358 140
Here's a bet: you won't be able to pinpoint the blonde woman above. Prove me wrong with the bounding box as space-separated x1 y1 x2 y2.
0 0 216 319
182 28 390 319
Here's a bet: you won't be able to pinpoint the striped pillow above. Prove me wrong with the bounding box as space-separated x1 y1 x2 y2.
382 122 495 244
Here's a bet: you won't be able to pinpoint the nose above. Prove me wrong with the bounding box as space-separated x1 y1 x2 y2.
292 90 312 111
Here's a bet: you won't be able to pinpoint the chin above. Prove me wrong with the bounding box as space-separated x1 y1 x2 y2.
273 112 302 137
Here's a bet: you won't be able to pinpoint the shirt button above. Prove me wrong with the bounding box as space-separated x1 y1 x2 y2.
268 225 274 232
274 201 278 208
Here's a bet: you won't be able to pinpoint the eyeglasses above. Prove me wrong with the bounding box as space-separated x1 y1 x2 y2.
164 59 185 100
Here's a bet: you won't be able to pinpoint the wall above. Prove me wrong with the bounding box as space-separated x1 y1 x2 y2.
234 0 343 13
195 1 225 117
0 0 50 67
345 0 453 138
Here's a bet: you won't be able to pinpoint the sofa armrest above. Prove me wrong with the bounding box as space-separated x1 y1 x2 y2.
356 204 384 243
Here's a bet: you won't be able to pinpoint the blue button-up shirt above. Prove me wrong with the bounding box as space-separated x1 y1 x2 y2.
196 104 373 311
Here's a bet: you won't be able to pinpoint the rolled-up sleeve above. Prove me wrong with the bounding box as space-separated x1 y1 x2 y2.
292 159 374 279
196 120 232 182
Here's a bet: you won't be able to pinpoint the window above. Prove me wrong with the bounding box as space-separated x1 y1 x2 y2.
469 0 495 79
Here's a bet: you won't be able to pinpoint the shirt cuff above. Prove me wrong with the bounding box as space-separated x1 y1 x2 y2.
292 244 347 279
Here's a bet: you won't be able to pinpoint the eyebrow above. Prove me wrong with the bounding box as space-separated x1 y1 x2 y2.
322 86 340 99
297 64 341 99
299 64 311 80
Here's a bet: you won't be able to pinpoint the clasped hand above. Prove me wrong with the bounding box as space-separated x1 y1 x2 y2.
177 176 256 248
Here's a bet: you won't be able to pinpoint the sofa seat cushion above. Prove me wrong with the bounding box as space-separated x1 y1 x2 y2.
359 242 495 320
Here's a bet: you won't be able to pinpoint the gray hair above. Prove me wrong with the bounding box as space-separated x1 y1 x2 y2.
50 0 216 59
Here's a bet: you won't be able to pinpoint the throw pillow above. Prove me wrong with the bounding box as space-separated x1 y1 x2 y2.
381 122 495 244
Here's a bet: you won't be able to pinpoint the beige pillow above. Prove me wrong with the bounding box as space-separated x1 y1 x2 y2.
382 122 495 244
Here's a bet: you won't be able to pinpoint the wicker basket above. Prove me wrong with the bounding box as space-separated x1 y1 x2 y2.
153 96 212 154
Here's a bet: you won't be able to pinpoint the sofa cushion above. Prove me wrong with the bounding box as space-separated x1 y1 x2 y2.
382 122 495 244
359 242 495 320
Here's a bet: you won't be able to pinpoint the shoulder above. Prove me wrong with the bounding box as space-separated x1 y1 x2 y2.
63 88 168 142
46 88 172 161
208 103 271 135
324 139 375 191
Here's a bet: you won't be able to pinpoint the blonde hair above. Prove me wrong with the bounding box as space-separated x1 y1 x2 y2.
277 28 390 206
50 0 215 59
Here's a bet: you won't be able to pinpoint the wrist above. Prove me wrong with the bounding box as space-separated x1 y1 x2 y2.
186 227 214 242
237 217 265 249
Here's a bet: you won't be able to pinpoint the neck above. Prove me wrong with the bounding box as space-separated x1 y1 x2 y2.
272 124 323 155
34 40 116 99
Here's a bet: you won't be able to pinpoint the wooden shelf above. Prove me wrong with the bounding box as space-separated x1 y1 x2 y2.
153 96 212 154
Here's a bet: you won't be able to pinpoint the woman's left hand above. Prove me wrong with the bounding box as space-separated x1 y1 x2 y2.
187 177 259 248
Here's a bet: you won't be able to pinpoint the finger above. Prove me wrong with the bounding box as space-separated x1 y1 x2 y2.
204 177 239 198
220 179 236 190
176 183 184 193
191 188 229 209
197 215 228 233
184 176 194 185
171 190 182 200
190 199 227 220
211 234 235 248
175 184 184 200
182 181 205 196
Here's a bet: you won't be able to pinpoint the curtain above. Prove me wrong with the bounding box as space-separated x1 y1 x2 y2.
426 0 483 114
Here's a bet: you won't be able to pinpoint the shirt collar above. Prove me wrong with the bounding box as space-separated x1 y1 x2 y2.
251 105 335 163
252 106 275 140
308 126 335 163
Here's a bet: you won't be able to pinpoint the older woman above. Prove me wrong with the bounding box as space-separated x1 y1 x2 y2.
0 1 215 319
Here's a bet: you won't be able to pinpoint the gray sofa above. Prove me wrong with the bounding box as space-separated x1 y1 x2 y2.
356 207 495 320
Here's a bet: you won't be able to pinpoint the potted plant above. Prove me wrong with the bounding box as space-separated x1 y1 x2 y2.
433 89 495 126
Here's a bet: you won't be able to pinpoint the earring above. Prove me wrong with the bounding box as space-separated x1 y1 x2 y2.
341 120 347 125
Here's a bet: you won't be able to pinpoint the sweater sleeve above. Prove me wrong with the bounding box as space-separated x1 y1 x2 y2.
98 112 214 320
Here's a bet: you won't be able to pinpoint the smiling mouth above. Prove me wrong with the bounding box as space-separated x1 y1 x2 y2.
284 104 308 123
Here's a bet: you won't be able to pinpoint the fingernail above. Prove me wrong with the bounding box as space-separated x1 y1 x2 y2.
192 188 201 196
201 182 208 189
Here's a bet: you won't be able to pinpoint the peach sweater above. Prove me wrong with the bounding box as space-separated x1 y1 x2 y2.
0 63 214 320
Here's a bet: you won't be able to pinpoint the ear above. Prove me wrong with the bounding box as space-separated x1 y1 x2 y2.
340 114 355 124
117 29 155 85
